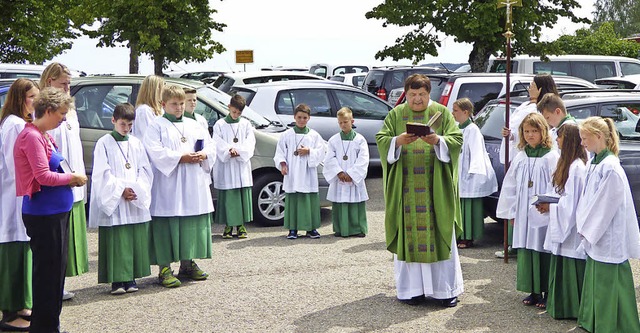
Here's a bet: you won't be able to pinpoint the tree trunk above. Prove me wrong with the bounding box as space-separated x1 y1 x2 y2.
154 56 164 76
468 43 492 73
129 42 139 74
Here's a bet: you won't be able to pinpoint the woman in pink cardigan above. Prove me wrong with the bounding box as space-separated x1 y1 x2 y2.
13 87 86 333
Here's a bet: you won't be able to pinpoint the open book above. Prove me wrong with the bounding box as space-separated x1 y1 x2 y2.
530 194 560 206
406 111 442 136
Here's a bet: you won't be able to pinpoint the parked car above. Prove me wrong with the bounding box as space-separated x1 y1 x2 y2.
475 90 640 220
212 71 325 93
362 66 449 101
487 55 640 83
0 63 86 78
389 73 598 113
329 73 366 87
165 70 227 84
308 64 370 79
229 81 393 167
261 66 309 72
594 74 640 89
0 76 330 226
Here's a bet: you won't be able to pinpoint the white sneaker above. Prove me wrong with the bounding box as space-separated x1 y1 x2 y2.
495 246 517 258
62 290 75 301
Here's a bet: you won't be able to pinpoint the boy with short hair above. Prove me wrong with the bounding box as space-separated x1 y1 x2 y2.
212 94 255 239
182 88 208 131
143 85 216 288
537 93 576 146
89 103 153 295
323 107 369 237
274 103 326 239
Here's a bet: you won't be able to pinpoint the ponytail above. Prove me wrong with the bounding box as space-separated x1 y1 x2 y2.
603 118 620 156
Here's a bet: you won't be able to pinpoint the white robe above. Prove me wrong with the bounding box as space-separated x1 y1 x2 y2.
48 111 86 202
496 149 559 252
322 132 369 203
88 135 153 228
273 128 326 193
212 118 255 190
132 104 160 139
458 123 498 198
500 101 537 164
543 159 587 259
0 115 28 242
143 116 215 216
194 112 208 131
576 155 640 264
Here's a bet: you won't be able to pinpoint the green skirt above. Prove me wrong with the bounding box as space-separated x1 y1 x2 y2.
0 242 32 311
516 248 551 294
98 223 152 283
578 257 640 333
547 255 586 319
149 214 212 266
284 192 321 231
459 198 484 241
214 187 253 226
66 201 89 277
332 202 367 236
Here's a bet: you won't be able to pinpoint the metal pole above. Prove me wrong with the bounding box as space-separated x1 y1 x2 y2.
503 30 513 264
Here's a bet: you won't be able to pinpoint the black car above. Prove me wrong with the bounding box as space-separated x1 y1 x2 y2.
476 90 640 220
362 66 448 101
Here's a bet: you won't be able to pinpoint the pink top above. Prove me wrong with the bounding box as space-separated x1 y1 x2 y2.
14 123 73 198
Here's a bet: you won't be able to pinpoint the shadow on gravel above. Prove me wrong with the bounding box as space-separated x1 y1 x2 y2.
223 234 342 250
342 241 386 254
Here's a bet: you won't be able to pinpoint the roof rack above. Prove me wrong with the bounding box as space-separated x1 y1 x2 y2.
559 88 640 97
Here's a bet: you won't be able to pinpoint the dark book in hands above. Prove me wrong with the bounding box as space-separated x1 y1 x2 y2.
406 111 442 136
194 139 204 152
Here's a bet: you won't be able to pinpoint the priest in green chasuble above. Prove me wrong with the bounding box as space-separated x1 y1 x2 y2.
376 74 464 307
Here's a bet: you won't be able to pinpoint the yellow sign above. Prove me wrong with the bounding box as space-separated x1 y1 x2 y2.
235 50 254 64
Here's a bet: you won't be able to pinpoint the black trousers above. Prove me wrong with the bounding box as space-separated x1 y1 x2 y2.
22 211 70 333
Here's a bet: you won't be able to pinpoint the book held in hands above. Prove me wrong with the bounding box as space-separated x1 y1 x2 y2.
530 194 560 206
406 111 442 136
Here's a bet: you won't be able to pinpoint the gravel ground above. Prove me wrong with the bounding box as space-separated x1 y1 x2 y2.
60 171 640 333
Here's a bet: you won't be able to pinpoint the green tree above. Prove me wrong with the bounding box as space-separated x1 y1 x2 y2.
551 22 640 58
0 0 77 63
592 0 640 38
365 0 589 72
73 0 226 74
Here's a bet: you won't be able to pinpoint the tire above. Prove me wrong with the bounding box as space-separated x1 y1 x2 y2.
252 172 286 226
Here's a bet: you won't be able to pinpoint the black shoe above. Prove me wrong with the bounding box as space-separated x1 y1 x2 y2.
399 295 424 306
441 297 458 307
0 319 30 332
307 229 321 238
354 233 366 238
287 230 298 239
124 280 139 293
110 282 126 295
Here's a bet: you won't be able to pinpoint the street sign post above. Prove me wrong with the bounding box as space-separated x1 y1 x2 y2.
235 50 254 71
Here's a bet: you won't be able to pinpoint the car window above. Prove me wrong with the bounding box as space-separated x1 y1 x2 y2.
352 75 365 87
488 60 518 73
275 89 332 116
332 66 368 76
569 62 616 82
566 105 595 120
329 76 345 82
74 85 133 130
364 71 385 94
475 102 517 140
620 62 640 76
600 103 640 140
0 73 40 79
457 82 503 112
390 71 405 91
533 61 570 76
428 77 447 100
213 76 235 92
310 65 328 78
193 97 221 129
333 89 390 120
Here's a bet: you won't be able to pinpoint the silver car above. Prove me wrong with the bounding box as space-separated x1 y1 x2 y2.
230 81 393 167
67 75 328 226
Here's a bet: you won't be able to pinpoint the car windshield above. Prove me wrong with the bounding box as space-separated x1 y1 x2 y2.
475 102 518 140
196 86 272 128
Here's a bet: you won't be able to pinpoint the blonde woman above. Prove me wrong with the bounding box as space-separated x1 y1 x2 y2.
132 75 165 139
40 62 89 301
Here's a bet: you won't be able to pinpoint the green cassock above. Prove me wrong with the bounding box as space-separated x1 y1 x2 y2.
376 102 463 263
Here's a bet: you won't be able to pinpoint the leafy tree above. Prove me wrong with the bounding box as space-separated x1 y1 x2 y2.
551 22 640 58
0 0 77 63
72 0 226 74
365 0 589 72
592 0 640 38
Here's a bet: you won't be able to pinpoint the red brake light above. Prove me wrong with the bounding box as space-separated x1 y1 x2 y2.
376 88 387 100
395 91 406 106
439 82 453 106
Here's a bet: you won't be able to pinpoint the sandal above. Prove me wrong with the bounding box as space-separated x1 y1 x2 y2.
457 240 471 249
536 293 548 309
522 293 540 306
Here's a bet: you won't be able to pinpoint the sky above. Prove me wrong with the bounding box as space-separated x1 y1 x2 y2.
51 0 595 75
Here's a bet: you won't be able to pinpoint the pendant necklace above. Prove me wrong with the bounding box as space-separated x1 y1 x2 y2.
294 132 306 156
341 139 352 161
228 122 239 143
115 139 131 169
66 122 71 130
527 151 539 188
170 122 187 143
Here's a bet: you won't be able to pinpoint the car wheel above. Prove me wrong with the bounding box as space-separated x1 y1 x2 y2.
253 172 286 226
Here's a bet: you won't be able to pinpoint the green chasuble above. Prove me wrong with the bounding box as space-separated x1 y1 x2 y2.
376 102 462 263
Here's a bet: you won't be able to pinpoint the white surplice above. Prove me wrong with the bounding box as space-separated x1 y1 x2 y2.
143 116 215 216
500 101 537 164
132 104 160 139
48 111 86 202
88 134 153 228
497 149 559 252
273 128 326 193
0 115 28 242
322 132 369 203
543 159 587 259
211 118 255 190
458 122 498 198
576 155 640 264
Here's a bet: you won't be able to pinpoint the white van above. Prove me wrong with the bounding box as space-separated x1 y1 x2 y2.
487 55 640 83
0 63 86 78
308 63 371 79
